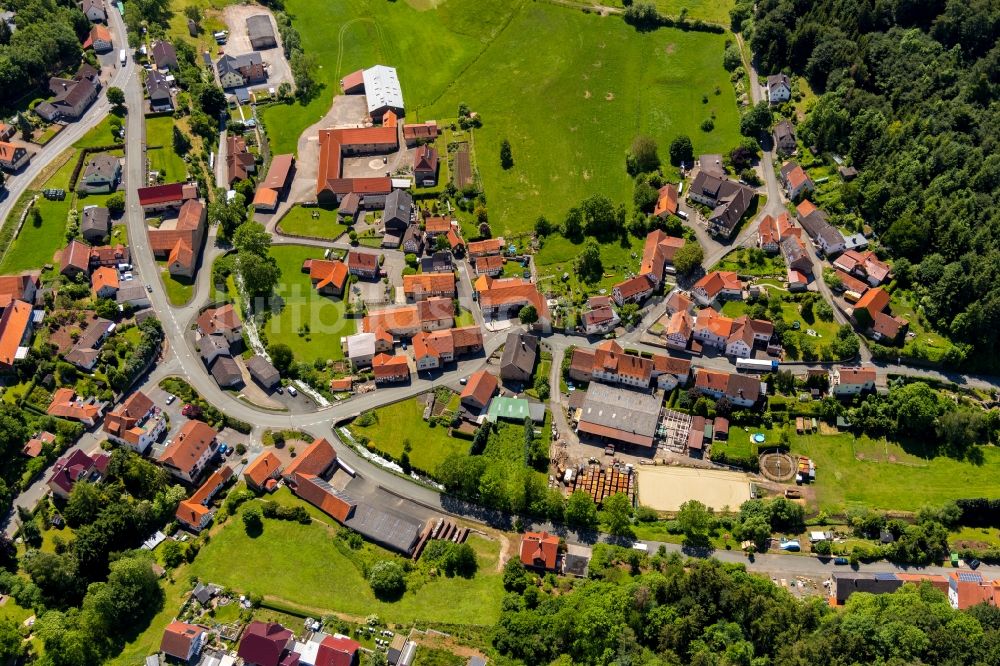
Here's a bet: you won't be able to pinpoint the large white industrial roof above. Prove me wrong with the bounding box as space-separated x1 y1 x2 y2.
362 65 404 113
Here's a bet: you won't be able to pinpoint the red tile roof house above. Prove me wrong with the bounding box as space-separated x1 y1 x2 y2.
640 229 684 287
281 438 337 486
372 352 410 383
692 271 743 306
757 212 799 253
460 369 499 412
238 621 300 666
582 304 619 336
413 144 439 186
315 127 395 206
694 369 762 408
158 420 218 483
474 254 504 277
196 303 243 345
779 161 815 200
160 621 207 662
0 299 35 370
244 450 283 491
254 154 296 212
612 274 654 307
520 531 560 571
136 182 198 212
22 431 55 458
47 387 103 426
830 365 877 397
475 277 552 334
315 634 361 666
303 259 349 297
147 199 207 279
47 448 110 499
467 237 503 258
176 466 233 532
103 390 166 454
402 272 456 301
346 250 380 280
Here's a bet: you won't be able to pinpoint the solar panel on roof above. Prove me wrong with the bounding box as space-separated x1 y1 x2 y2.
958 572 983 582
874 573 897 580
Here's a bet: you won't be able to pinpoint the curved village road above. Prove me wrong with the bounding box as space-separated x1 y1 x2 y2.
0 8 135 241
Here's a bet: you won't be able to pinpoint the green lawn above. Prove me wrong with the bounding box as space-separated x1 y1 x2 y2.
0 151 77 272
259 0 514 155
535 232 644 305
455 307 475 327
349 396 470 473
778 429 1000 514
262 0 740 234
74 114 122 148
890 290 955 363
712 248 786 277
721 300 842 360
600 0 735 24
276 204 349 240
146 116 189 182
263 245 356 363
161 268 194 306
420 4 742 234
188 495 504 626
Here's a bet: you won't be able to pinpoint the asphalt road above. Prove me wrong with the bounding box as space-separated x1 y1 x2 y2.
5 28 1000 580
0 8 135 231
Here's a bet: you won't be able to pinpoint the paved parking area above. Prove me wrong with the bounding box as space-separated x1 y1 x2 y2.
222 5 292 90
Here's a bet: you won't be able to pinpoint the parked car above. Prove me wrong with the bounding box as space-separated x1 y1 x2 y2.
833 557 849 565
287 386 298 397
165 394 175 405
459 377 468 385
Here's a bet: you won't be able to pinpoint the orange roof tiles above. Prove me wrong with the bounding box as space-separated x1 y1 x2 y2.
402 272 455 296
295 474 355 522
694 271 742 299
158 420 218 476
467 238 502 257
855 287 890 317
91 266 119 295
0 299 32 366
309 259 349 292
695 368 729 392
520 531 559 570
423 216 452 234
46 387 99 422
837 366 877 384
653 183 678 217
283 438 336 485
614 274 653 300
372 352 410 380
244 451 282 489
317 128 397 198
461 370 498 408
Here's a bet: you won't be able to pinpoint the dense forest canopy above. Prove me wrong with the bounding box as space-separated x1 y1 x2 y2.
495 548 1000 665
747 0 1000 368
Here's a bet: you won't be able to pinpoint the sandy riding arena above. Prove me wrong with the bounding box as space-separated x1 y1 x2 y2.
636 466 754 511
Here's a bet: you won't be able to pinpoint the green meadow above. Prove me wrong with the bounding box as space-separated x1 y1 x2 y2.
262 0 741 233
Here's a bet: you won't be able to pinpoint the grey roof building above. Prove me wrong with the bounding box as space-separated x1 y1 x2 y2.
382 189 413 233
199 334 231 365
576 383 663 448
80 206 110 243
146 69 173 111
246 14 277 49
500 331 537 383
246 355 280 389
210 355 243 388
150 40 178 70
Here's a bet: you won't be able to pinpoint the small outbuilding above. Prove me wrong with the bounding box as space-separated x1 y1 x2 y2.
246 14 277 50
246 355 280 390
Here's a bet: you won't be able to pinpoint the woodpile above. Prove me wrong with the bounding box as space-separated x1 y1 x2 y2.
569 463 635 507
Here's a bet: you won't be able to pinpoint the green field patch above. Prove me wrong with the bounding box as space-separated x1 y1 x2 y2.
262 245 356 363
146 116 189 182
420 5 741 234
276 204 349 240
348 395 470 473
161 267 194 306
890 290 955 363
785 429 1000 514
74 115 123 149
601 0 735 24
188 494 503 625
720 299 841 359
712 247 785 277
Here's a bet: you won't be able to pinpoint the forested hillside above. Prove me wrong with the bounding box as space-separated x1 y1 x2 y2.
495 546 1000 665
0 0 89 107
742 0 1000 368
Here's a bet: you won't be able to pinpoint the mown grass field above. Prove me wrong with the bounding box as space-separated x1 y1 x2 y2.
188 494 504 625
259 0 515 155
146 116 188 182
262 0 740 234
276 204 349 240
263 244 356 363
721 300 841 360
600 0 736 24
419 3 742 234
756 428 1000 514
349 395 470 473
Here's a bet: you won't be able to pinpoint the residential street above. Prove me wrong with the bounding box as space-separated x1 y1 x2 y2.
0 7 134 230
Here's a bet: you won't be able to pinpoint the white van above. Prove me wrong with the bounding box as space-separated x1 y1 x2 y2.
119 49 127 65
287 386 298 397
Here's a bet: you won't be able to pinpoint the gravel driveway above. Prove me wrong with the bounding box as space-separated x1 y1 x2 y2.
222 5 293 90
